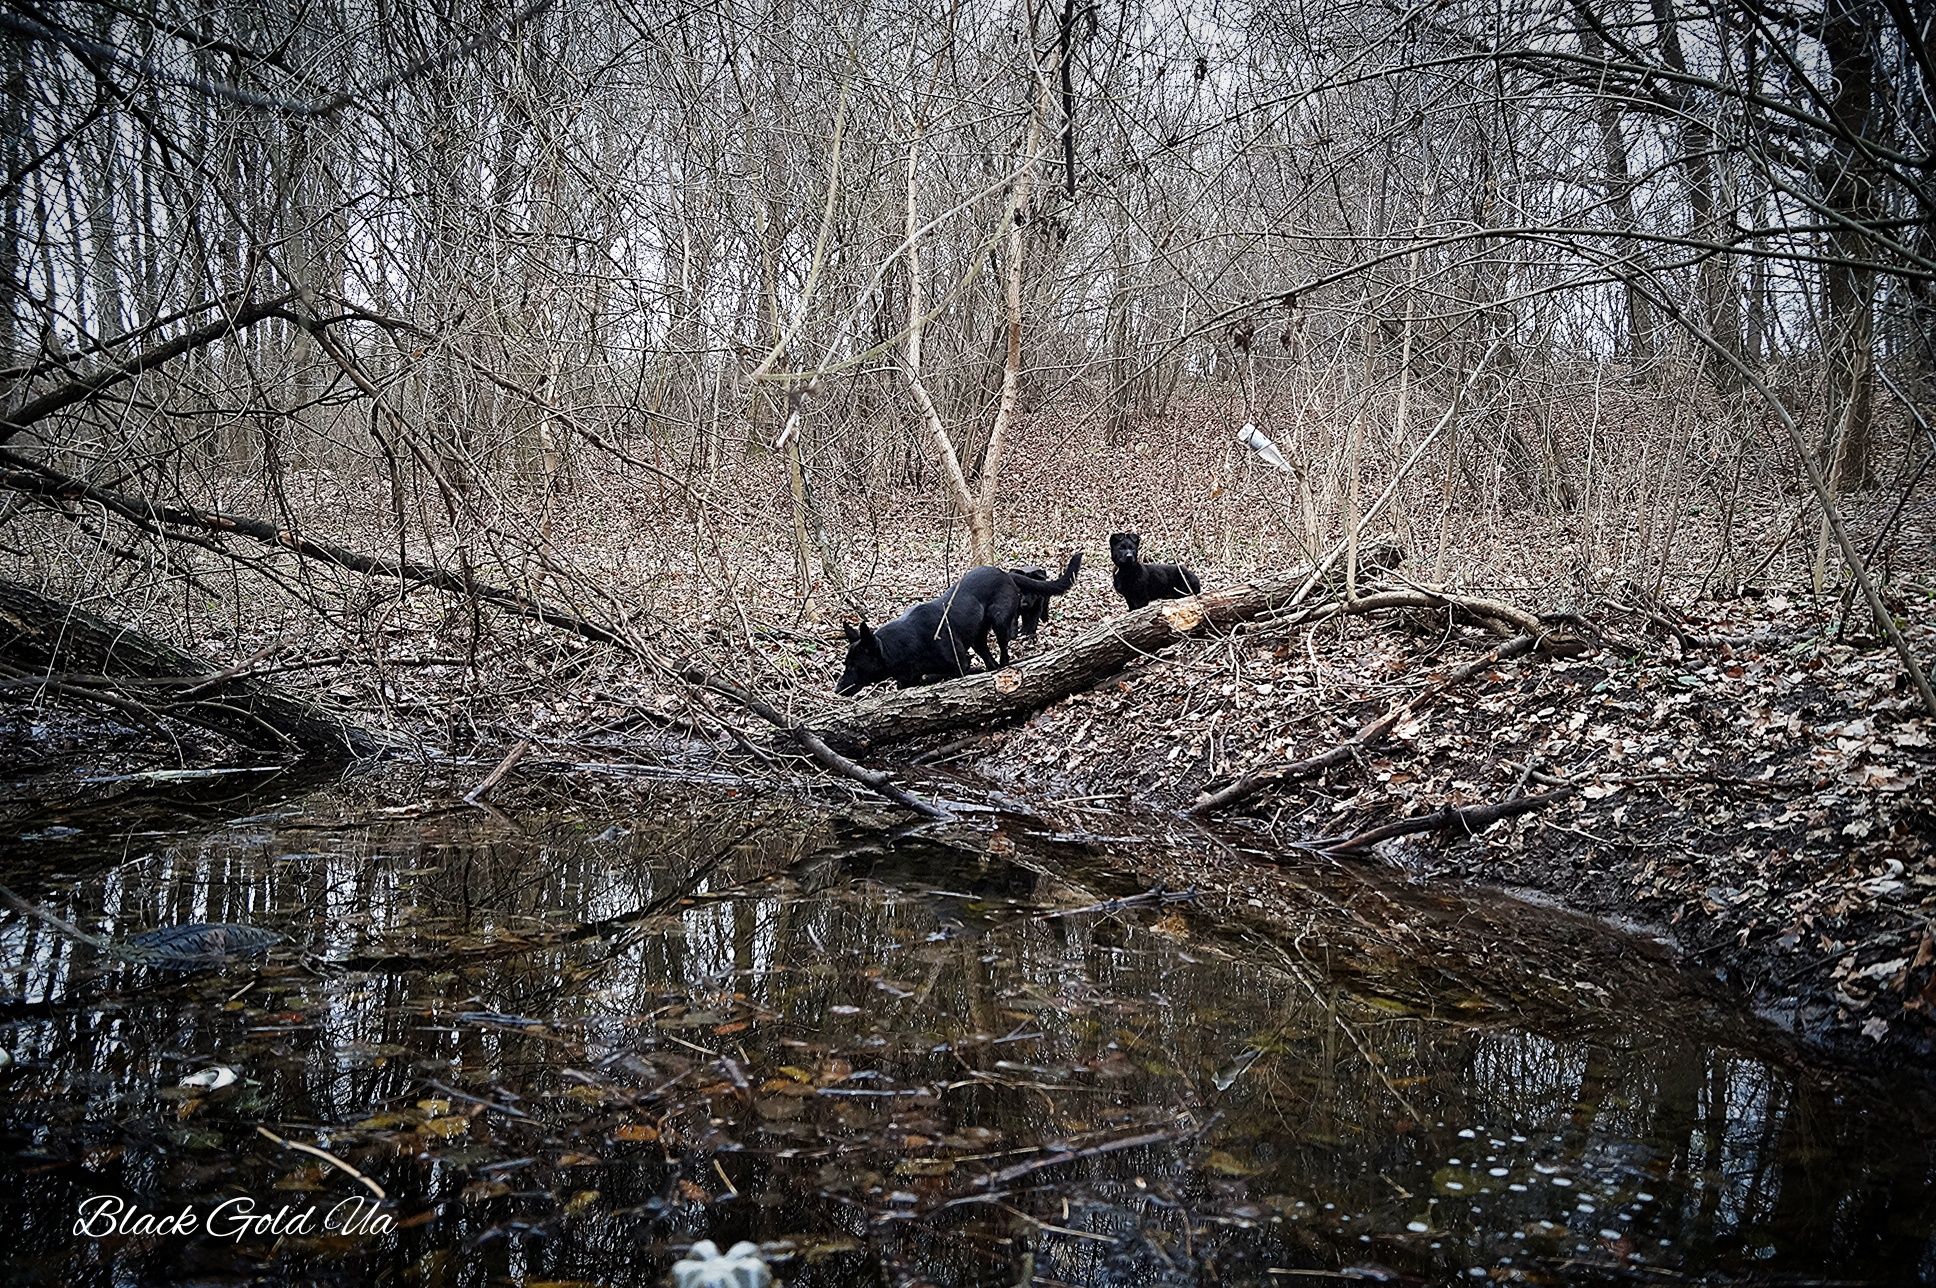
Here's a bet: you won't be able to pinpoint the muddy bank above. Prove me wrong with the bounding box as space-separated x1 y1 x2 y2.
958 590 1936 1068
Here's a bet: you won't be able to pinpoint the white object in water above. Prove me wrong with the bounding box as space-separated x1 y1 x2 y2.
1237 422 1294 473
179 1066 239 1091
671 1240 772 1288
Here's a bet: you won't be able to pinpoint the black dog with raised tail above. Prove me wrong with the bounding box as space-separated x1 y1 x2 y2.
1009 565 1053 638
837 554 1083 695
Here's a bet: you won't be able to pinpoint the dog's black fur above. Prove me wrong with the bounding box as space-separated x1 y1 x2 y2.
1108 532 1200 610
1009 564 1051 638
837 554 1082 695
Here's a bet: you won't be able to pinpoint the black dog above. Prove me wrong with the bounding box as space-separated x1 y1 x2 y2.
837 554 1082 695
1109 532 1200 610
1009 565 1051 638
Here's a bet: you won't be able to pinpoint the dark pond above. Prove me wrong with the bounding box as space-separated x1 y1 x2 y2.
2 776 1934 1286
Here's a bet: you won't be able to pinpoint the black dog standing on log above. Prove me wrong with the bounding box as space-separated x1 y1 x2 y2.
1009 565 1051 638
837 554 1083 695
1109 532 1201 610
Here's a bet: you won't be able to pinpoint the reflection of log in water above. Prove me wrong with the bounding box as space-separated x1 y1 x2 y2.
0 883 282 966
1007 808 1827 1074
5 787 1936 1286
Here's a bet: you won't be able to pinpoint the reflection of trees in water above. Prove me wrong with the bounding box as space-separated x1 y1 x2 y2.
4 801 1935 1283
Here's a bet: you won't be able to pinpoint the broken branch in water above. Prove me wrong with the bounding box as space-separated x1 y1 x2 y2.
677 665 951 820
466 738 532 804
255 1126 387 1201
1034 888 1199 919
955 1124 1189 1195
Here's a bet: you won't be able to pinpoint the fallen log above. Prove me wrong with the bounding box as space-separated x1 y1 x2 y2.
0 450 626 646
1317 786 1578 854
805 544 1402 754
0 579 381 761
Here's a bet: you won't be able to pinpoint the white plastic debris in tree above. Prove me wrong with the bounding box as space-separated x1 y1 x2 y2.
1236 421 1294 474
670 1240 773 1288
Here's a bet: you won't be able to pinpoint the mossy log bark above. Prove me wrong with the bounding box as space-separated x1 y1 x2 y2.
805 545 1400 754
0 580 379 761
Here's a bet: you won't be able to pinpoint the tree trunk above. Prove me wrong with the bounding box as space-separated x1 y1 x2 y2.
969 64 1049 560
0 31 28 378
1651 0 1742 381
1821 0 1880 491
1584 25 1657 361
0 580 380 761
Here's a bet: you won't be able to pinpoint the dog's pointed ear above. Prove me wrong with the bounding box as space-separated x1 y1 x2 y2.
842 621 861 643
858 621 877 647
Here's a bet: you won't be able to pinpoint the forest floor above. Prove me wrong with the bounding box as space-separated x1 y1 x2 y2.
3 401 1932 1068
968 583 1936 1068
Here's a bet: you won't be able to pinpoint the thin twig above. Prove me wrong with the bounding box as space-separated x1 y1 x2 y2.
466 739 532 804
678 666 951 820
255 1125 387 1201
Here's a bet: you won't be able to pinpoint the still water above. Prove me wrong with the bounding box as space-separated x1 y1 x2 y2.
2 778 1933 1285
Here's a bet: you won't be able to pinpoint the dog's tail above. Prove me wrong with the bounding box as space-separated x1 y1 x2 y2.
1012 551 1082 597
